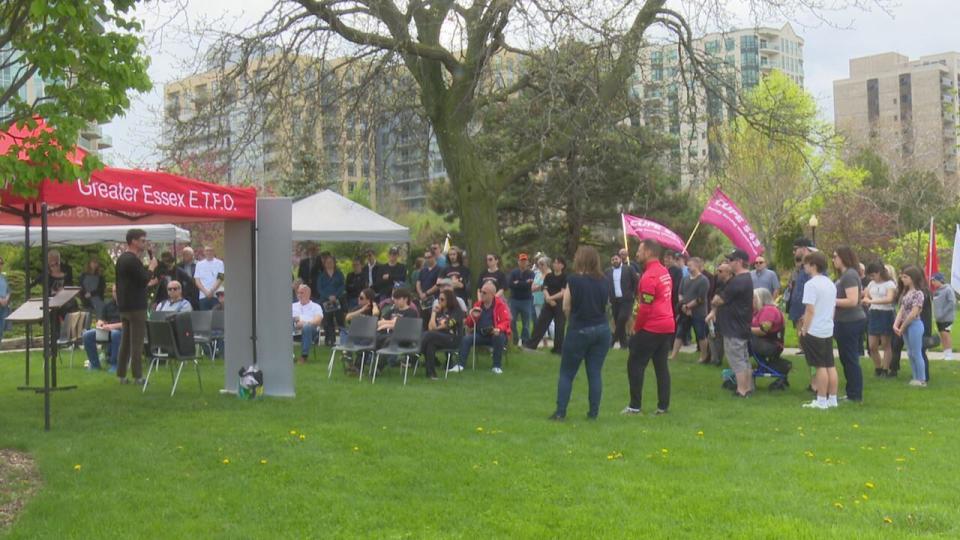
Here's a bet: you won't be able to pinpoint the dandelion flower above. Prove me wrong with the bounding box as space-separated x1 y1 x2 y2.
833 502 844 509
476 427 484 433
352 446 360 452
696 431 704 437
661 448 669 454
895 457 906 463
222 459 230 465
492 460 499 465
299 434 306 441
852 424 860 429
73 464 82 471
260 459 268 465
883 517 893 524
865 482 875 489
861 494 869 501
909 447 916 452
289 430 297 435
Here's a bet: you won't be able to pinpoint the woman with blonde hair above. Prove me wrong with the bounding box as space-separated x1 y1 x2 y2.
549 246 611 421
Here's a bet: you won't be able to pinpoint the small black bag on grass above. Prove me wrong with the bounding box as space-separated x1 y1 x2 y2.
238 365 263 399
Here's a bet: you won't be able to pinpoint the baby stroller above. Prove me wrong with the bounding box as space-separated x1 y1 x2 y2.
721 331 791 391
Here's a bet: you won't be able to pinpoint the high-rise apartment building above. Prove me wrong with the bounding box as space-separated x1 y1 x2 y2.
834 52 960 186
633 23 805 186
162 55 378 204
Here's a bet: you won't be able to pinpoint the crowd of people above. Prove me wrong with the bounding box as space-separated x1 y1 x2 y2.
291 234 952 418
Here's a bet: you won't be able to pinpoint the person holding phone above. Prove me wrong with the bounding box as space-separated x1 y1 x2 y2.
195 245 225 310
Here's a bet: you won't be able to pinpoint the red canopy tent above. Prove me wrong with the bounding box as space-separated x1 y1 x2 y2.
1 119 257 429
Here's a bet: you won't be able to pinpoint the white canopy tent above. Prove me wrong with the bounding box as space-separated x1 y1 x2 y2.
291 189 410 242
0 224 190 246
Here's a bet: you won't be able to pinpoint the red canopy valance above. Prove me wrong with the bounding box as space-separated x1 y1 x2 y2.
1 119 257 224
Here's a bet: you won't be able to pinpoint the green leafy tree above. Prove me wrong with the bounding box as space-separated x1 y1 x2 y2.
712 71 863 255
0 0 151 192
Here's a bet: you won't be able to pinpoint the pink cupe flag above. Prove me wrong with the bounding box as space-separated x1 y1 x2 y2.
698 188 764 262
621 214 687 254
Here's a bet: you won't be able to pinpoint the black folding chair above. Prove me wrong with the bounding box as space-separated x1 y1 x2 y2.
372 317 423 385
328 315 378 380
189 310 214 361
145 316 202 396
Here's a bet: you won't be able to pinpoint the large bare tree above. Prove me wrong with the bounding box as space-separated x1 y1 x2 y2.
174 0 889 275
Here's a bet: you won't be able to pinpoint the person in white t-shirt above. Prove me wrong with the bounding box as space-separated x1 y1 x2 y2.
292 284 324 364
798 251 838 410
862 261 897 376
194 246 225 310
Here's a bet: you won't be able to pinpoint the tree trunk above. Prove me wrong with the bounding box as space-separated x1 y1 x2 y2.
563 155 582 258
433 124 501 281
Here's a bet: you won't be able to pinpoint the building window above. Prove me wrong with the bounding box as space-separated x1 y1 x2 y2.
867 78 879 123
725 38 735 51
740 35 758 51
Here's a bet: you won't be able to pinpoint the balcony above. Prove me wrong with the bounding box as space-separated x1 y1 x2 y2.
98 134 112 150
80 123 102 139
758 42 780 54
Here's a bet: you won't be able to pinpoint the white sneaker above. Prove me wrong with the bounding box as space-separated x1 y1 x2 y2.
447 365 464 374
908 379 924 387
620 406 641 415
802 400 829 409
613 343 622 350
491 367 503 374
945 351 954 361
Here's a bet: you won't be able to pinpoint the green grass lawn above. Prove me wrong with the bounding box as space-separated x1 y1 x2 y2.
2 347 960 538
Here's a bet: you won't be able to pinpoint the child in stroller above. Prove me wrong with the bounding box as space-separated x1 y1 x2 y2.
723 288 791 391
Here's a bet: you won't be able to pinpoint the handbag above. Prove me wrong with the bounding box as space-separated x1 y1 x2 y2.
923 334 941 349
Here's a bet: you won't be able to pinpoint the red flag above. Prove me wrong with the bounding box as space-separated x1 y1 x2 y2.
926 218 939 280
697 188 764 263
622 214 687 254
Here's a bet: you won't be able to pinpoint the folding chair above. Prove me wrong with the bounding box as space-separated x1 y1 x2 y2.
328 315 378 380
145 316 202 396
210 310 224 358
189 310 214 361
57 311 90 368
372 317 423 385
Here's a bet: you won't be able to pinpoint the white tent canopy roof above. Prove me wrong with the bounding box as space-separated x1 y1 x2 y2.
291 189 410 243
0 224 191 246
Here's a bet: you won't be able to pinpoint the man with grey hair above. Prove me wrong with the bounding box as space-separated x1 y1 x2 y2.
453 281 511 374
292 284 324 364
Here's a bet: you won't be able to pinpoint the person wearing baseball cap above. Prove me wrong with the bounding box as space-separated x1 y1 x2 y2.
374 246 407 300
706 248 755 397
931 272 955 360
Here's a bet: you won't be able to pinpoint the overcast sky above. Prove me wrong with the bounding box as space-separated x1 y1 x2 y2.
100 0 960 168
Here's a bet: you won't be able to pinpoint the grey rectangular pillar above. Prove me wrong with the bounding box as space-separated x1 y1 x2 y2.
223 219 254 392
255 197 294 396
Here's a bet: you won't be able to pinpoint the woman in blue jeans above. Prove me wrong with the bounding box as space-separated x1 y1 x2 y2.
893 266 928 386
831 246 866 402
550 246 611 421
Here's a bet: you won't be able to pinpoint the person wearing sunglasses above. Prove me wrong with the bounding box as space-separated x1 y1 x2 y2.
750 256 780 298
156 281 193 313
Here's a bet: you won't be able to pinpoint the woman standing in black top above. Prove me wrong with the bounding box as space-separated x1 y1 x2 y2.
441 246 471 305
477 253 507 296
550 247 610 420
524 256 567 353
421 289 465 379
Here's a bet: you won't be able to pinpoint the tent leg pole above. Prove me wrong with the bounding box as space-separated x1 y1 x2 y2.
251 220 257 365
41 203 51 431
23 210 30 386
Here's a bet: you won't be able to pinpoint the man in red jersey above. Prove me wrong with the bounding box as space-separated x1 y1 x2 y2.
622 239 676 415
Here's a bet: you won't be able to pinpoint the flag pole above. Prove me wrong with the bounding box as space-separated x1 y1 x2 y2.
621 214 629 252
683 222 701 252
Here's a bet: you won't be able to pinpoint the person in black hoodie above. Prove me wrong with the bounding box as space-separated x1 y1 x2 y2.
441 246 471 306
375 246 407 300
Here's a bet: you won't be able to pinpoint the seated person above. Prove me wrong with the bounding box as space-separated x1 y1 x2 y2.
344 287 381 337
83 284 122 372
751 288 785 358
375 287 419 350
437 278 468 311
155 280 194 313
452 282 511 375
421 289 465 380
292 284 324 364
